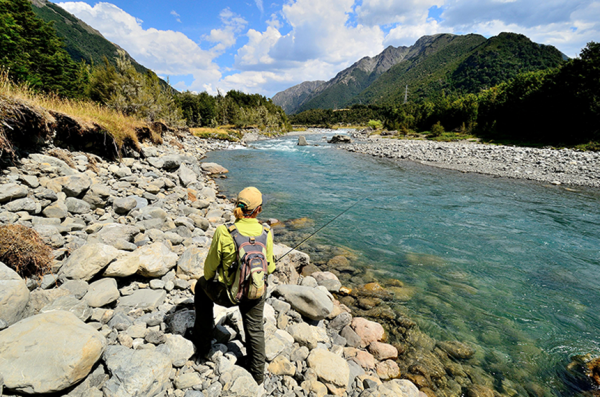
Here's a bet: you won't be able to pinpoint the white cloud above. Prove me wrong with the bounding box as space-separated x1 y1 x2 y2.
170 10 181 23
57 2 221 91
203 8 248 54
356 0 444 26
255 0 264 13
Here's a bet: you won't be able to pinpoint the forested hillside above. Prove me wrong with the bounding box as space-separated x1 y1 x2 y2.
29 0 153 76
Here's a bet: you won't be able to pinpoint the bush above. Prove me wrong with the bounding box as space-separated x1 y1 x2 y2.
431 121 445 137
368 119 383 129
0 225 53 278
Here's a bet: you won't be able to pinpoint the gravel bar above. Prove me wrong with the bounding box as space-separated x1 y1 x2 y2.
342 137 600 188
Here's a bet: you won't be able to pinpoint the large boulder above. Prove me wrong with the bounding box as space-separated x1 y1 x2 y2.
118 289 167 311
176 246 208 279
359 379 419 397
102 345 172 397
273 285 333 320
0 262 30 325
200 162 228 174
178 164 197 187
155 334 195 367
136 242 178 277
307 349 350 395
0 311 106 394
351 317 385 347
103 243 175 278
91 223 140 248
49 174 91 197
84 278 120 308
59 243 119 281
0 183 28 204
29 154 76 176
272 244 308 285
297 136 308 146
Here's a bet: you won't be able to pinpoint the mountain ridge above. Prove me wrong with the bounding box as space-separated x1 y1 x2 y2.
274 32 566 114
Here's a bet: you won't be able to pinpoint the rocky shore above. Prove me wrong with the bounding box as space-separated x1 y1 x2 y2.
343 131 600 188
0 132 437 397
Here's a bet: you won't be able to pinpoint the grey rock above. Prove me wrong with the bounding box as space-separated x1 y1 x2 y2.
188 214 210 231
50 174 92 197
297 136 308 146
41 295 92 322
66 197 91 214
139 311 164 327
359 379 419 397
273 285 333 321
0 261 30 325
35 188 58 201
40 273 58 289
20 174 39 188
185 390 205 397
0 311 106 394
59 243 119 281
200 162 228 174
5 197 38 213
341 325 362 348
265 329 294 361
145 329 166 344
156 334 195 367
228 366 259 396
61 279 89 299
113 197 138 215
330 312 352 333
175 372 202 389
84 278 120 307
179 164 197 187
102 345 172 397
29 153 76 175
108 312 133 331
205 382 222 397
93 223 140 246
0 183 28 203
118 289 167 311
177 246 208 279
26 287 70 314
150 279 166 289
33 225 65 248
271 299 291 314
287 323 328 350
167 309 195 335
0 319 8 330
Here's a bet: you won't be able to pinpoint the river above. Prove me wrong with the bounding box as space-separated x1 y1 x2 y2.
205 130 600 396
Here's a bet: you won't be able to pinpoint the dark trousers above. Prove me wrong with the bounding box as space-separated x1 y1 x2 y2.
193 276 267 384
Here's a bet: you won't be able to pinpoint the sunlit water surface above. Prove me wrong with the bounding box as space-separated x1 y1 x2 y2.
206 131 600 396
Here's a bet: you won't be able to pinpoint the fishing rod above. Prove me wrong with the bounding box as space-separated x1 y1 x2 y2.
275 197 365 263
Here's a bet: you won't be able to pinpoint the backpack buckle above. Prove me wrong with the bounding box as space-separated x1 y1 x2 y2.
250 237 256 244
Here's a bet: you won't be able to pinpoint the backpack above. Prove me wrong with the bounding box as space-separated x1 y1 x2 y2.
226 223 270 304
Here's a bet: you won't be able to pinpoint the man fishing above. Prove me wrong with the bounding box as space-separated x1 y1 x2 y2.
193 186 274 385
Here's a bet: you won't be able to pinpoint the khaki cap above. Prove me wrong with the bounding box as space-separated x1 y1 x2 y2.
237 187 262 211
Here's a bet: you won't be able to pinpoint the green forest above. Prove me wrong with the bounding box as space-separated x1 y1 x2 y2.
291 41 600 149
0 0 290 132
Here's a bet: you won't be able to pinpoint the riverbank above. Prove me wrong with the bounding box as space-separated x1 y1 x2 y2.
342 132 600 188
0 131 433 397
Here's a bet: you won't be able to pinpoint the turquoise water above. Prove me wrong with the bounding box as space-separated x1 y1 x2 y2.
206 131 600 395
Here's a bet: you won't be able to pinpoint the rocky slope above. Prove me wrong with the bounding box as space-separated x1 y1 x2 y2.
272 81 325 115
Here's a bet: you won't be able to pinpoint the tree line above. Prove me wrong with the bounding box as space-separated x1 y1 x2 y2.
0 0 290 131
291 41 600 148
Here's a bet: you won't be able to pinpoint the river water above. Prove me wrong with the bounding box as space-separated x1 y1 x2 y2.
205 130 600 396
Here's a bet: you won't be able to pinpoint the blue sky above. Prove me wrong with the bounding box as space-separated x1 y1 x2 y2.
55 0 600 97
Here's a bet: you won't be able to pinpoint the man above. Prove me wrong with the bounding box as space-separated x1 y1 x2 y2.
193 186 274 385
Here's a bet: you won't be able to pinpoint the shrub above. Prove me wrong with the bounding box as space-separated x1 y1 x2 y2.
431 121 445 137
0 224 53 278
368 119 383 129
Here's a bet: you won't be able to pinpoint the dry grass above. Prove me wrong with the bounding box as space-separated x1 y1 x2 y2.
0 70 146 149
0 225 53 278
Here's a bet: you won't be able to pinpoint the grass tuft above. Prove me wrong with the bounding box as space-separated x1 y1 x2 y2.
0 225 53 278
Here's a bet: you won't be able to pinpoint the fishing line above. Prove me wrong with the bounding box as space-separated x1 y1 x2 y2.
275 197 366 263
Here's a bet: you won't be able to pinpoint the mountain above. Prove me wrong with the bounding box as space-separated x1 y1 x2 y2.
271 81 325 114
293 45 413 114
275 32 566 114
28 0 152 76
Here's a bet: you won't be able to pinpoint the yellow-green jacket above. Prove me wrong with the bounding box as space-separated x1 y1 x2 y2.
204 218 275 292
